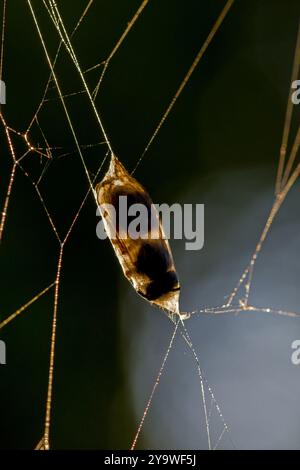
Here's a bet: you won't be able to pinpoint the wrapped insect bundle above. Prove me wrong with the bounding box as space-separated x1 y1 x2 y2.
95 155 181 317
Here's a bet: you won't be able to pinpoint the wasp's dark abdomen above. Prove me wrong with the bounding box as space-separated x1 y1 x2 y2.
144 271 180 301
136 243 179 300
136 242 171 277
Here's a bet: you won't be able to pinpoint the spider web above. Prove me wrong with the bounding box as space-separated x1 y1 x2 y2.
0 0 300 450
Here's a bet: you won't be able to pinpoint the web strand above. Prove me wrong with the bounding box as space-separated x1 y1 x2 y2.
27 0 97 200
178 318 235 450
44 0 114 159
43 247 63 450
0 283 55 330
93 0 149 100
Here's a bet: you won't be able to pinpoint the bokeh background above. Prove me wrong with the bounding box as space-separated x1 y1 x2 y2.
0 0 300 449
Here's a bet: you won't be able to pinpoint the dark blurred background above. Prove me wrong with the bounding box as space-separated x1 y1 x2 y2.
0 0 300 449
